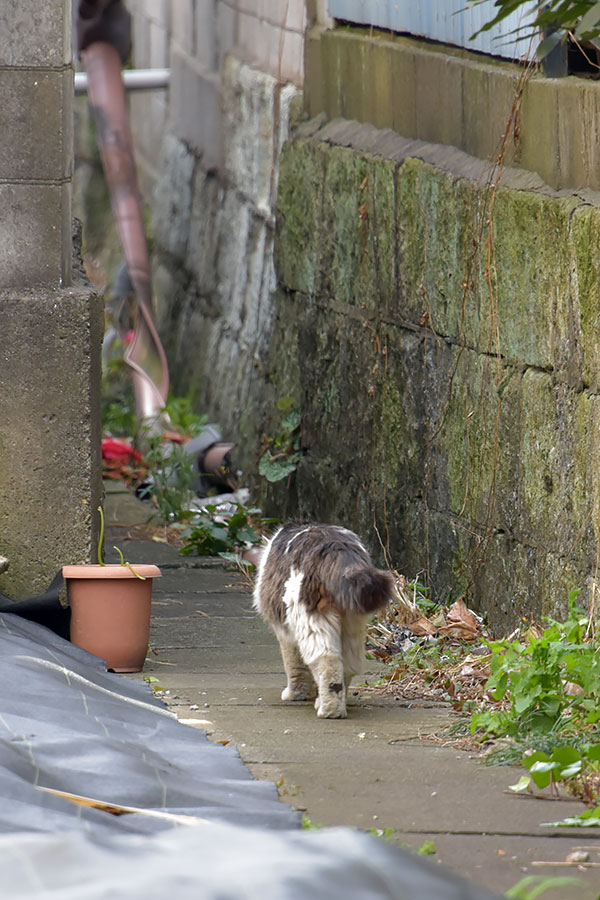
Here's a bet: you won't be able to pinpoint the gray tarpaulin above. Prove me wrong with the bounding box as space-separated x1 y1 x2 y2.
0 613 500 899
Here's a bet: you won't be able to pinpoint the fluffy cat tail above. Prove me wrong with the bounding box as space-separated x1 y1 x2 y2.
338 566 394 615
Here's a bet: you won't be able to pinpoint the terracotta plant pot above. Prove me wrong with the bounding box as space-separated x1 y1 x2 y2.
62 564 161 673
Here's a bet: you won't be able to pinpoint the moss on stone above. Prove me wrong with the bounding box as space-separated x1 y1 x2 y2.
571 205 600 388
395 158 480 342
275 139 327 296
489 189 576 368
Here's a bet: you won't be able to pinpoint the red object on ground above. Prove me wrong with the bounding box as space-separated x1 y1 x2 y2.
102 438 143 465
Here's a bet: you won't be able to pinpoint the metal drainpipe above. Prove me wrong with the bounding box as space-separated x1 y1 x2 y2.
74 68 170 94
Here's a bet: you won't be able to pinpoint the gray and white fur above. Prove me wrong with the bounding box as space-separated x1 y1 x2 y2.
253 523 394 718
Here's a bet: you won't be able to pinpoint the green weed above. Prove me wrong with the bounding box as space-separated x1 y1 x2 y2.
143 676 164 694
258 396 303 483
417 839 436 855
179 503 276 560
160 393 208 437
471 590 600 742
300 815 323 830
470 590 600 814
138 436 197 524
505 875 584 899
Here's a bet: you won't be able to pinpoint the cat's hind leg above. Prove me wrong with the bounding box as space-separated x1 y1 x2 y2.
310 654 346 718
286 590 346 717
278 637 317 701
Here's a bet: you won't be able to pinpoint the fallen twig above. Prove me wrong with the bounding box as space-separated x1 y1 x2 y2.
37 786 208 825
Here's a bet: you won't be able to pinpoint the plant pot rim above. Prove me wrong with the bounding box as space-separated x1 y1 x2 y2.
62 564 161 580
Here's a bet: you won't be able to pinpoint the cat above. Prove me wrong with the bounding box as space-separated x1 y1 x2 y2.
253 523 394 718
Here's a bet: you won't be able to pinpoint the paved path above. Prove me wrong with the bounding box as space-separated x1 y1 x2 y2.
105 481 600 899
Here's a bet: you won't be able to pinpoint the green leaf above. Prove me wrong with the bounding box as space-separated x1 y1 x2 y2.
541 814 600 827
218 551 253 569
487 670 509 701
513 680 542 715
536 29 567 61
550 745 581 766
508 775 532 793
258 453 298 482
528 760 560 789
277 395 296 413
281 411 301 432
235 526 259 544
575 0 600 37
468 0 534 38
558 761 583 779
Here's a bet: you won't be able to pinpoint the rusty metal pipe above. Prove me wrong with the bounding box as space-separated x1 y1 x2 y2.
82 41 169 427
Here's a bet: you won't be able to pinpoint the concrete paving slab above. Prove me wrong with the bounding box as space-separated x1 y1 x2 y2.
153 568 252 593
144 644 285 673
151 594 255 618
149 614 271 649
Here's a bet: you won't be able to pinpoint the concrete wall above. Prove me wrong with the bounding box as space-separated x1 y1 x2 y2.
0 0 72 287
0 0 103 598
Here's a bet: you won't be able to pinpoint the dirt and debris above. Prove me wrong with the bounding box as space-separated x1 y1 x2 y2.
105 522 185 547
366 574 492 710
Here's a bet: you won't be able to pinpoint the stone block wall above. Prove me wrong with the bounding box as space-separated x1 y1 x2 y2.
0 286 104 598
149 58 299 467
268 117 600 631
127 0 307 188
305 27 600 192
123 0 306 466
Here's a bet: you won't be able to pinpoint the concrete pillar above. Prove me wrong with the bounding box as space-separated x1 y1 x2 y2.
0 0 103 598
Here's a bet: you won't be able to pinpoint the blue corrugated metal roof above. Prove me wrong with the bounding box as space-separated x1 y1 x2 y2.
328 0 537 60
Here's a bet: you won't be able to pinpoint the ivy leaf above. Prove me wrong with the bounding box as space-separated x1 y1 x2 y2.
258 454 298 482
282 411 301 432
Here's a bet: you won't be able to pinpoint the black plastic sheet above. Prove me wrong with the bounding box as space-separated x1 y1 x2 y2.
0 613 500 899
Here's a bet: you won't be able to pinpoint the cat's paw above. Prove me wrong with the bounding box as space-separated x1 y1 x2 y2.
282 686 312 701
315 697 347 718
316 703 347 719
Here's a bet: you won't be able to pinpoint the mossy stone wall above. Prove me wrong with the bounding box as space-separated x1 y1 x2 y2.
267 118 600 631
